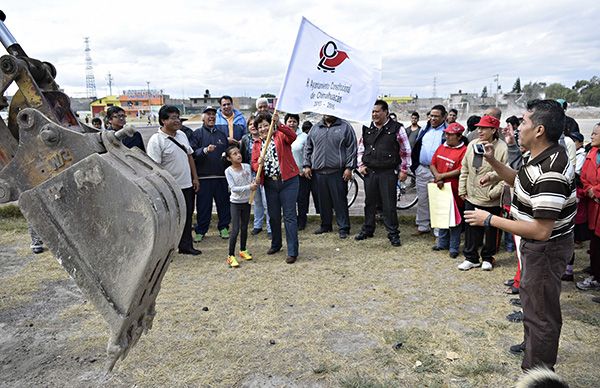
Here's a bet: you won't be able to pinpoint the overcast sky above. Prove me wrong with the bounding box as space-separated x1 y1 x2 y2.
2 1 598 100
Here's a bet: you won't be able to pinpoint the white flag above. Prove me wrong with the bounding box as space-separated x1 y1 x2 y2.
276 17 381 124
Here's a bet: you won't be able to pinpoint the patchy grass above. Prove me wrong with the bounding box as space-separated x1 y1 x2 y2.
0 204 23 218
1 217 599 387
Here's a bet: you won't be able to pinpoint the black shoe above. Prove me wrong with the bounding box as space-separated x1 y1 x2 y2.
504 279 515 287
561 273 574 281
314 227 332 235
251 228 262 235
449 252 459 259
354 231 373 241
267 247 281 255
509 298 522 307
390 238 401 247
509 342 525 355
506 310 524 323
339 230 348 239
432 245 446 251
505 286 519 295
298 224 306 231
286 255 297 264
179 248 202 256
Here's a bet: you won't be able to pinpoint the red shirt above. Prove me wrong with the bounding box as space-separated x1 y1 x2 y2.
431 142 467 207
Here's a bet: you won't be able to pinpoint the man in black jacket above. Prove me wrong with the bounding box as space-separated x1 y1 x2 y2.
105 106 146 151
355 100 411 246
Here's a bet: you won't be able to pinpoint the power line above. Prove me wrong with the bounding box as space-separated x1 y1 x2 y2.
381 74 497 89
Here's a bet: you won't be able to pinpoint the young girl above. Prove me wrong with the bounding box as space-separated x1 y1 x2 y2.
224 145 257 268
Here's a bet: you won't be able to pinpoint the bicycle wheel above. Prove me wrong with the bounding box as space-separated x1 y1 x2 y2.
347 175 359 208
397 173 418 210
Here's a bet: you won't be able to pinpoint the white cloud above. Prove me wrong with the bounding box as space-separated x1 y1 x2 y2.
1 0 598 99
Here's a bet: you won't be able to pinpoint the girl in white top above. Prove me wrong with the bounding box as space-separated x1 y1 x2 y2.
224 146 257 268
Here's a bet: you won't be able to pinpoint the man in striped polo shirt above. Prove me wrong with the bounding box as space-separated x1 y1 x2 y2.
465 100 576 372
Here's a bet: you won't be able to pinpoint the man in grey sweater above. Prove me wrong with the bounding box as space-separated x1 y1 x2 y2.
303 115 357 238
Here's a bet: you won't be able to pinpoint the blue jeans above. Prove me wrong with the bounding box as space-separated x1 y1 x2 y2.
253 183 271 233
505 231 515 252
264 176 299 257
437 226 462 255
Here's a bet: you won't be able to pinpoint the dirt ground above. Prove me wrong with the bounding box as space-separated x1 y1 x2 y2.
1 215 599 387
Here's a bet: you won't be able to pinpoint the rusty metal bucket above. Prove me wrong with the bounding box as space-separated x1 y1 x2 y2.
10 109 184 371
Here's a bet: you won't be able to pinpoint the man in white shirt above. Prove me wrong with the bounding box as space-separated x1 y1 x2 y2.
147 105 201 255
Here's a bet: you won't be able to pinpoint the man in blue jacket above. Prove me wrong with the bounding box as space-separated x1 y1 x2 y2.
190 106 231 241
215 95 247 145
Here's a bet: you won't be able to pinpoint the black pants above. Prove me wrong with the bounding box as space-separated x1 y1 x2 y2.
361 169 399 238
297 175 311 228
179 187 195 252
315 170 350 233
463 201 501 263
229 202 250 256
590 233 600 279
520 233 573 371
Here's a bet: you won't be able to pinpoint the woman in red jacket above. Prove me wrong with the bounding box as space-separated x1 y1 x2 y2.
577 123 600 290
252 112 299 264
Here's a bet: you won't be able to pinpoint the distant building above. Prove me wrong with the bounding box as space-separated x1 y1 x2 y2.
90 95 121 117
119 89 164 118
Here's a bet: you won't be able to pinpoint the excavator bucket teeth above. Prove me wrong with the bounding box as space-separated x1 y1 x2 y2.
18 132 185 371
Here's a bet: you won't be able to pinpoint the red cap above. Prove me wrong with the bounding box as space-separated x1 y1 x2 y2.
475 115 500 129
444 122 465 134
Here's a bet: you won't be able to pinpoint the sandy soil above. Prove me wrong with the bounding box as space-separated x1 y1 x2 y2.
1 216 599 387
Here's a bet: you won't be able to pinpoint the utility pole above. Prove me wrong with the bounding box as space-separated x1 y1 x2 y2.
106 72 113 96
146 81 151 118
84 37 97 99
493 74 499 107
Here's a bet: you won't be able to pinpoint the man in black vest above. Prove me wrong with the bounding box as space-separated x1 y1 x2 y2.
355 100 412 246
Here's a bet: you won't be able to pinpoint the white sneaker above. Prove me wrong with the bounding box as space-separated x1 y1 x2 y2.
576 276 600 291
458 260 481 271
481 261 493 271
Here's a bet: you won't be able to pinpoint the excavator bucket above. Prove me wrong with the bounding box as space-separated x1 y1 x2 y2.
11 109 185 371
0 11 185 371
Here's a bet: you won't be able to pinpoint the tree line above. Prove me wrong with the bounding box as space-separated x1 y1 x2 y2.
510 76 600 106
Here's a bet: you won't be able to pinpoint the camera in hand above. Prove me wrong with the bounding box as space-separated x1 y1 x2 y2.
474 143 485 155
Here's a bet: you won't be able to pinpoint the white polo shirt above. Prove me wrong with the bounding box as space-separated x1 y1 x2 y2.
147 129 193 189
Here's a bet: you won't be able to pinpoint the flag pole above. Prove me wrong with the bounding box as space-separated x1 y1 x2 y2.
249 109 278 204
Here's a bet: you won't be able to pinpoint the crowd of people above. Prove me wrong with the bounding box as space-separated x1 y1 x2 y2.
41 95 596 375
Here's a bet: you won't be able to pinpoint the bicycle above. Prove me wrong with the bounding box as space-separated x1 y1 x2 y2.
347 169 418 210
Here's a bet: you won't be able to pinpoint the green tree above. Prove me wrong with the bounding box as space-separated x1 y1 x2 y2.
544 83 578 102
511 77 521 93
578 76 600 106
522 82 546 101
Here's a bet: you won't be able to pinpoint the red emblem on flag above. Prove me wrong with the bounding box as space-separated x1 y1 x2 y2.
317 41 349 73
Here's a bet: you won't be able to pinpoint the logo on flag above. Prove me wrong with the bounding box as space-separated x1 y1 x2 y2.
317 41 349 73
276 17 381 124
